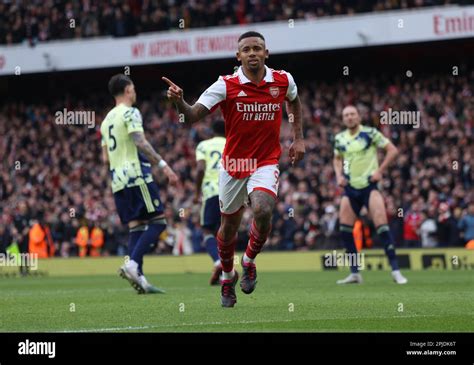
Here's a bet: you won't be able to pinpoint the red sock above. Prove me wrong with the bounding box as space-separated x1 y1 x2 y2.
245 220 271 260
217 233 237 273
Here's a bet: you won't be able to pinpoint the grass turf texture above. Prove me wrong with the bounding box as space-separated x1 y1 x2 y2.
0 253 472 332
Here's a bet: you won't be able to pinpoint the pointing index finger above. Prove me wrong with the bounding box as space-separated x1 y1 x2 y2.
162 77 177 88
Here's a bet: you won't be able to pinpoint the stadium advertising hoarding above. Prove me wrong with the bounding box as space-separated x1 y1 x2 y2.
0 249 472 277
0 5 473 75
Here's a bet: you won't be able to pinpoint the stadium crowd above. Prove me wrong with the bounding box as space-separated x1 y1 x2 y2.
1 66 473 258
1 0 469 45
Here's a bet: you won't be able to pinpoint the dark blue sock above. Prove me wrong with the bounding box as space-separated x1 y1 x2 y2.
377 224 399 271
131 222 166 276
340 224 359 273
128 225 147 275
128 228 144 262
204 234 220 263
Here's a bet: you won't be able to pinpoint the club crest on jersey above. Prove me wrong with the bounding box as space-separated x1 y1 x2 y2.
269 87 279 98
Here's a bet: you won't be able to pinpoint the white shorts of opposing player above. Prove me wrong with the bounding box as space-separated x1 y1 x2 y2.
218 164 279 215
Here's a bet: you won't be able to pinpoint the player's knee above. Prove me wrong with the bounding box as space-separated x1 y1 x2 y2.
253 203 272 223
372 214 387 227
340 211 356 225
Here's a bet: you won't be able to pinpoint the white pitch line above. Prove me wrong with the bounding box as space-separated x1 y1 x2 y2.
3 288 132 297
57 314 440 333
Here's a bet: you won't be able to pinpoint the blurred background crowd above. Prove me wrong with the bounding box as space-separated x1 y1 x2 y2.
1 66 473 258
1 0 471 45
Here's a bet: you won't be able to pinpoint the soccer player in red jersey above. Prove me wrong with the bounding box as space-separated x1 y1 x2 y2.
163 31 305 307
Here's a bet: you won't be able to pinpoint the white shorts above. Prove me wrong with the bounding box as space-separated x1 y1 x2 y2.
218 164 279 215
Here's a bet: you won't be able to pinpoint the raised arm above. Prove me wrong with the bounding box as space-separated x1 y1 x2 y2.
162 77 210 124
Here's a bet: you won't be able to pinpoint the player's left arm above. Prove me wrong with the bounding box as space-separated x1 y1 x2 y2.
125 108 179 185
371 138 399 183
131 131 179 185
286 73 305 166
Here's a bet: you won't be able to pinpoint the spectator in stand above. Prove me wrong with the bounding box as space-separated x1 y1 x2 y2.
419 207 438 248
438 202 461 247
1 1 469 45
168 216 193 256
458 202 474 246
320 205 338 248
0 216 12 255
403 201 423 247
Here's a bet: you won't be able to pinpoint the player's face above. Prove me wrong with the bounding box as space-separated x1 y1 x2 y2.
342 106 361 129
125 83 137 104
236 37 268 72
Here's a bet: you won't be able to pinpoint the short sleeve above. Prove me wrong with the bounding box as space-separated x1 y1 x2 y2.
333 135 343 157
372 128 389 148
196 77 226 111
285 72 298 102
196 142 206 162
124 107 144 134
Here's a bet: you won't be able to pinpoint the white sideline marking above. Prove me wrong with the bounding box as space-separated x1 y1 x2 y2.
58 314 439 333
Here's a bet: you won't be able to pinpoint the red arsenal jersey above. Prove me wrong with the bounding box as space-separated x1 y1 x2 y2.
197 65 298 179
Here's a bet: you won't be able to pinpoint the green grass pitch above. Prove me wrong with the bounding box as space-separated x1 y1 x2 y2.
1 255 472 332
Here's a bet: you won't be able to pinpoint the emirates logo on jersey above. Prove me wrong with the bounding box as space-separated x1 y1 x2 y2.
269 87 279 98
236 102 280 121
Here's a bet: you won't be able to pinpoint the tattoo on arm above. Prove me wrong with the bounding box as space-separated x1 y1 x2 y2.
175 101 210 124
130 132 163 165
287 95 303 140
